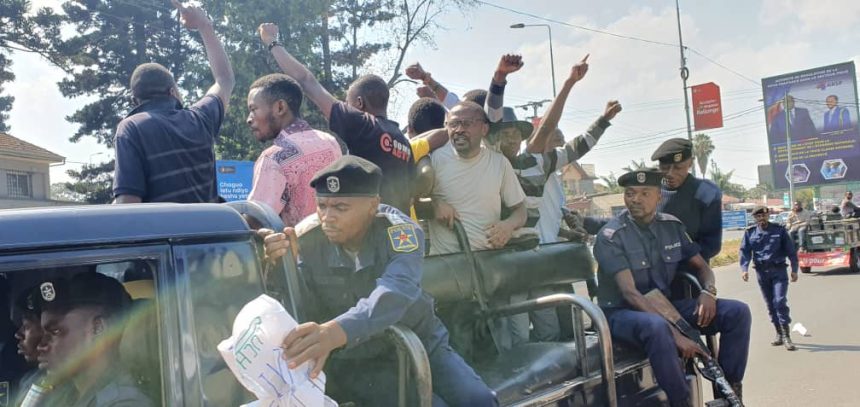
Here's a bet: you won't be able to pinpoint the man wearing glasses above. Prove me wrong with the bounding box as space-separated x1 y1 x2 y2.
652 138 723 268
427 102 527 256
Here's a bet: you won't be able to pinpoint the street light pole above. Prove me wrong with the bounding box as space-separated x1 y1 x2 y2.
674 0 696 177
510 23 557 97
784 93 795 205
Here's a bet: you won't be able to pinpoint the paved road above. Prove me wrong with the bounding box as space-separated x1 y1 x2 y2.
703 263 860 406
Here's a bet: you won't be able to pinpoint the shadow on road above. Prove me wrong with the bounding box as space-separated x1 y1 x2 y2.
793 343 860 352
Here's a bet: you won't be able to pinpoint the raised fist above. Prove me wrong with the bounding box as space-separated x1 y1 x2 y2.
603 100 622 121
258 23 279 45
405 63 428 81
496 54 524 75
568 54 589 83
171 1 211 31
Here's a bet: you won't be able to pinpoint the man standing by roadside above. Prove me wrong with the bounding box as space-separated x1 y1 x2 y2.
840 191 859 218
246 74 341 226
786 200 811 250
739 205 799 351
114 1 234 204
259 23 414 213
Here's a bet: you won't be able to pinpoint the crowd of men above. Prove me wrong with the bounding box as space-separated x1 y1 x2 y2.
5 2 785 407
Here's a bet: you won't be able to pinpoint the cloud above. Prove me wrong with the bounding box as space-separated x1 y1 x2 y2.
760 0 860 33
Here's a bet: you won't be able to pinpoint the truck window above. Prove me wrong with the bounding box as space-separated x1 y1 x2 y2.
174 240 265 406
0 260 163 406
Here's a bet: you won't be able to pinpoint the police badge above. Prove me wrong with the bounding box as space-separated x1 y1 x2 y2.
636 172 646 183
40 282 56 302
326 176 340 193
673 152 682 163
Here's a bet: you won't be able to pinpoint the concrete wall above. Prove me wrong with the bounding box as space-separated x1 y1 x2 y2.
0 156 51 200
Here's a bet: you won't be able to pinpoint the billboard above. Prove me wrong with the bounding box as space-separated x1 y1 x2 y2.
762 62 860 189
216 160 254 202
692 82 723 130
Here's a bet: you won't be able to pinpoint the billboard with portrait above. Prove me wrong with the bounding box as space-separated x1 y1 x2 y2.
762 62 859 189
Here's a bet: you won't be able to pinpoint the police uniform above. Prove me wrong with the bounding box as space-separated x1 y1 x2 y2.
296 156 497 406
593 169 751 406
739 205 799 350
29 272 153 407
652 138 723 261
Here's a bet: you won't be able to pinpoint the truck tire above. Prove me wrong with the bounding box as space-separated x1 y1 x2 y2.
800 266 812 274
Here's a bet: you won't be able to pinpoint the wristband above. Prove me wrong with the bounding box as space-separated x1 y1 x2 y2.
267 40 281 51
700 290 716 299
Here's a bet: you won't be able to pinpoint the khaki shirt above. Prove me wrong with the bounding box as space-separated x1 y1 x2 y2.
787 209 812 230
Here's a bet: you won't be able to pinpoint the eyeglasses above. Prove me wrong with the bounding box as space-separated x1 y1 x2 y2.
445 118 486 129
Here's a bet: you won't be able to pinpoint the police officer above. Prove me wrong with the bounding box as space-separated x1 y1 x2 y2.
30 272 153 407
652 138 723 262
739 205 799 351
260 156 496 406
593 169 751 407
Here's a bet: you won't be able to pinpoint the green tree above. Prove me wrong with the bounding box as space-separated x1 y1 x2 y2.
51 182 86 202
692 132 714 178
598 172 624 194
709 159 744 199
744 182 773 201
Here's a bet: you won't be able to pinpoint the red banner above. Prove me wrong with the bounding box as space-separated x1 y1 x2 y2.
691 82 723 130
799 251 850 268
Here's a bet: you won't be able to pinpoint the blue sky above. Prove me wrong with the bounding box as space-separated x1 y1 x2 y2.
9 0 860 186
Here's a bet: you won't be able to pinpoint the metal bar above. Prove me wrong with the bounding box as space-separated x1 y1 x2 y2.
385 325 433 407
675 0 695 176
488 293 617 407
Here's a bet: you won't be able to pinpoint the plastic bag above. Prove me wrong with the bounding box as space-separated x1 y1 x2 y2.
218 294 338 406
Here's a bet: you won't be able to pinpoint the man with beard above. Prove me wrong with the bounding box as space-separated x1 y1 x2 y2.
593 168 751 407
652 138 723 265
246 73 342 226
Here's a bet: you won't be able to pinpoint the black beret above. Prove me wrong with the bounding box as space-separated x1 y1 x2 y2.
310 156 382 197
752 205 769 215
38 272 132 314
618 168 664 187
651 138 693 164
14 286 41 317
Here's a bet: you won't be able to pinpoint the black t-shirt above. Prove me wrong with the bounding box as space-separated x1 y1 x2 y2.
329 102 414 212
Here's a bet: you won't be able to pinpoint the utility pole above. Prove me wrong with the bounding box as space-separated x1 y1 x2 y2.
516 99 552 121
675 0 696 176
785 93 795 205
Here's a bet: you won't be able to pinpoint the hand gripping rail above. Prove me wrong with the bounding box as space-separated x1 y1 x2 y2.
488 293 617 407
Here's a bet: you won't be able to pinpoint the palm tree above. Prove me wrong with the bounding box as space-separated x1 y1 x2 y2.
598 172 624 193
709 160 744 198
621 159 648 172
693 133 715 178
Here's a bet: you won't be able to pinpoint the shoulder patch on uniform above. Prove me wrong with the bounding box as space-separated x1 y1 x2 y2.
656 212 682 223
294 213 322 237
602 227 616 239
388 223 419 253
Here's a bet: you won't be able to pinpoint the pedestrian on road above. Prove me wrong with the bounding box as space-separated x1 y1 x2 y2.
739 205 799 351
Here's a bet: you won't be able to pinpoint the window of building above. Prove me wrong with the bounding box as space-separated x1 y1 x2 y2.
6 172 32 198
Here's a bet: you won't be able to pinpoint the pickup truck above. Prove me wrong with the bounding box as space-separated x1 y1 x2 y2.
798 212 860 273
0 201 711 406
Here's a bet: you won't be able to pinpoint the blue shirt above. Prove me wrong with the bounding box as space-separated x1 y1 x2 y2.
739 222 798 273
113 95 224 203
328 103 415 213
593 210 700 309
294 205 446 358
660 175 723 261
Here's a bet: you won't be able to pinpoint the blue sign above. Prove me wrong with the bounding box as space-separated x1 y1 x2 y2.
216 160 254 202
722 210 747 229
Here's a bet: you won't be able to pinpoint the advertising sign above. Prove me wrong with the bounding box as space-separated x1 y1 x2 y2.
722 210 748 229
216 160 254 202
692 82 723 130
762 62 860 189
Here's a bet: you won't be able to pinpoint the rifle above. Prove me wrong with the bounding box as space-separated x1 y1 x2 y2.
643 289 743 407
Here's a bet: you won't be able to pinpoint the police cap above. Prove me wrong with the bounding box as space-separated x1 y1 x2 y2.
618 168 663 188
651 138 693 164
752 205 769 215
310 155 382 197
14 285 41 319
38 272 132 314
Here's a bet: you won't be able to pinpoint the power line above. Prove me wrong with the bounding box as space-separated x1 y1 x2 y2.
685 47 760 86
475 0 678 48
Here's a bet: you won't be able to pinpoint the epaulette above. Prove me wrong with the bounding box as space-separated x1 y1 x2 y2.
599 216 627 240
294 213 322 238
376 204 414 227
694 178 722 204
655 212 683 224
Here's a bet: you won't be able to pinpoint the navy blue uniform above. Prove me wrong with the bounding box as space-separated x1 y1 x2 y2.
660 175 723 261
295 205 496 406
594 210 751 404
739 222 798 326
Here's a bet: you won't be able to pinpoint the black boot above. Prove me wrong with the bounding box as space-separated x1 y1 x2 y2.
782 324 797 351
731 382 743 403
771 324 783 346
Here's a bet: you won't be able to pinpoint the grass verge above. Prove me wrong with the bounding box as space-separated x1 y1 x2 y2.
711 239 741 268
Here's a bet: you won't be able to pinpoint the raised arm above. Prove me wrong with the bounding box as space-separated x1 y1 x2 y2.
526 54 589 153
173 1 235 108
259 23 338 119
405 63 457 107
486 54 523 122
